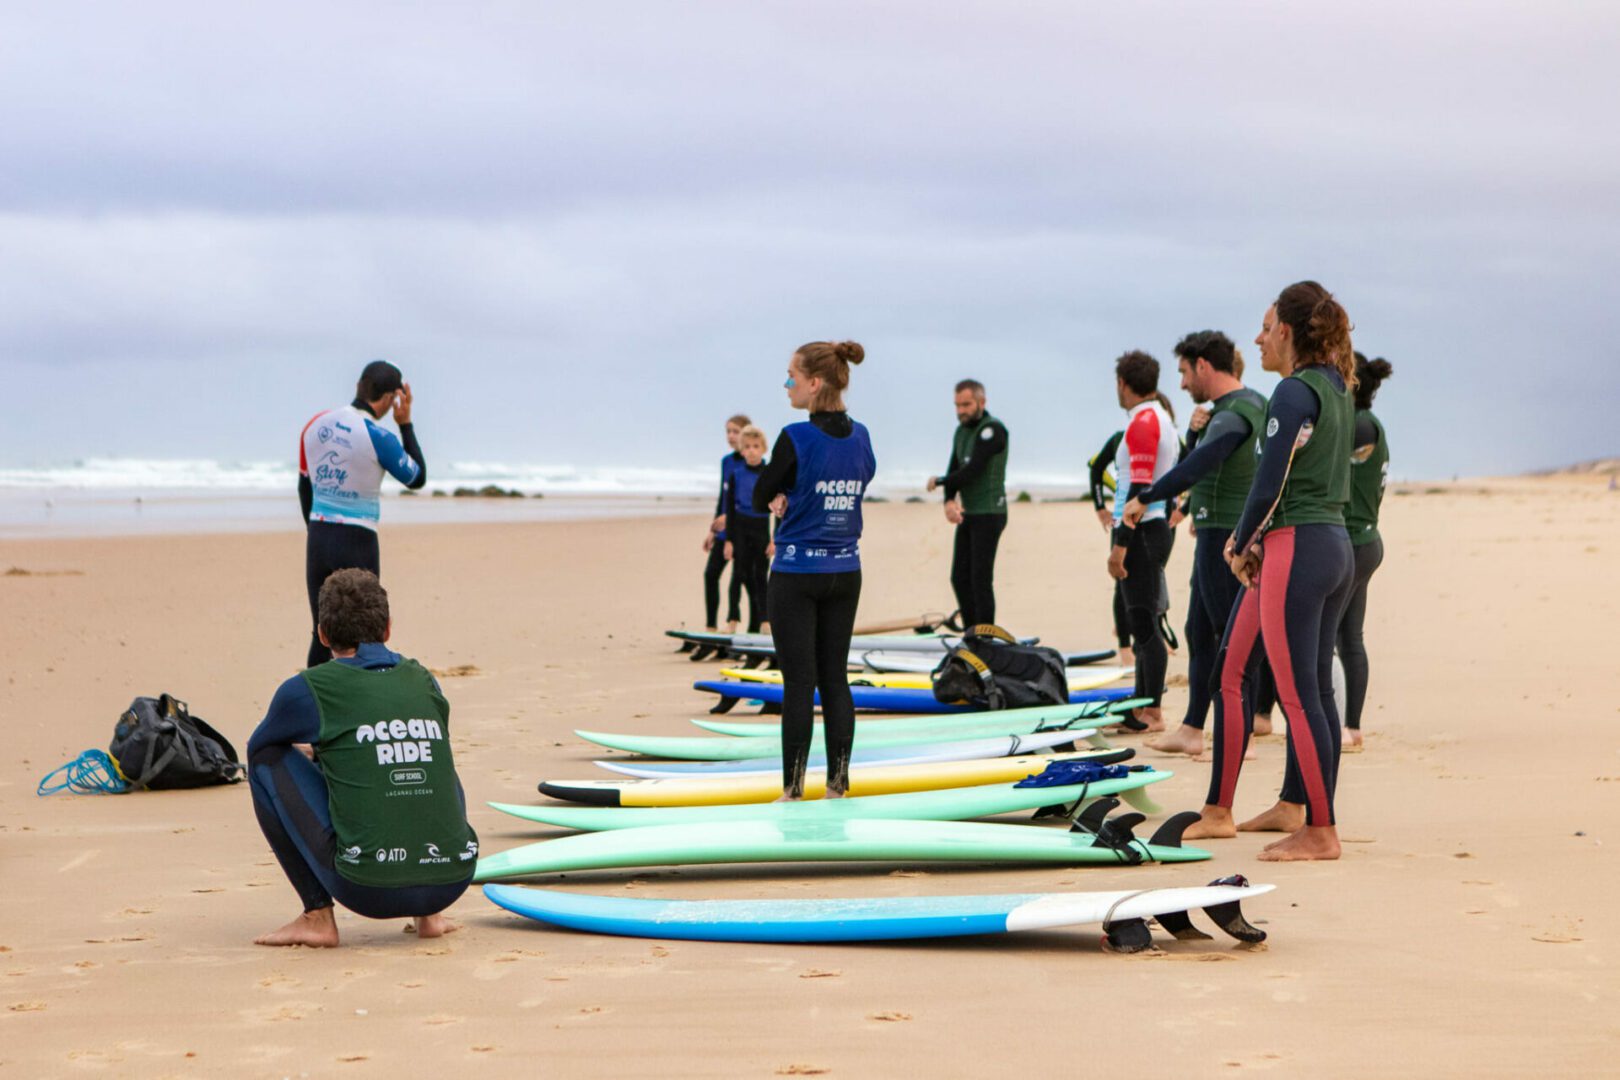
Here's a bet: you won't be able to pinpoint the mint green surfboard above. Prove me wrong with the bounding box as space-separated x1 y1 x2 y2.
691 698 1151 739
490 769 1170 831
472 815 1210 883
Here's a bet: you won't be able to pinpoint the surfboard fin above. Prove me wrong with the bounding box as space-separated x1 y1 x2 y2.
1201 874 1267 943
1152 908 1214 941
689 644 716 662
1147 810 1202 849
676 640 695 653
756 701 782 716
709 695 739 714
1119 783 1162 816
1069 796 1120 835
1102 917 1155 953
741 653 767 670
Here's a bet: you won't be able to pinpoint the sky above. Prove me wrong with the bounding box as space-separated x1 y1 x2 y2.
3 1 1618 482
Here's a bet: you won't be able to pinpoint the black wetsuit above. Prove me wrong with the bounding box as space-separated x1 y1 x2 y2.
727 459 772 634
703 452 747 627
1089 431 1132 650
1338 410 1388 730
940 413 1009 626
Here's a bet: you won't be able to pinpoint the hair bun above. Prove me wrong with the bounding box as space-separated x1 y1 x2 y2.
834 341 865 366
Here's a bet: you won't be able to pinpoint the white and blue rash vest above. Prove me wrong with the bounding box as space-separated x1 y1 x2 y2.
771 420 877 574
299 405 422 530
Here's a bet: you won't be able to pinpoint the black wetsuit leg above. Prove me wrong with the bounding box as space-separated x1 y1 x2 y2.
1120 519 1172 707
305 522 381 668
249 745 470 918
1334 536 1383 730
950 514 1006 627
726 551 745 626
1112 581 1132 650
702 542 728 627
768 570 861 796
731 518 771 634
1184 527 1242 731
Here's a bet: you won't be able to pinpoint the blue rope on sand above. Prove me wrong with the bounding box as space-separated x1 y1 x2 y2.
37 750 129 796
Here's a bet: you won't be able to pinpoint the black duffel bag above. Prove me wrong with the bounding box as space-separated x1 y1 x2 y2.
110 694 243 790
931 624 1069 710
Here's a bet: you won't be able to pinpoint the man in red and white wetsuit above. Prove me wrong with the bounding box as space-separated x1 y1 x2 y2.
1106 350 1180 732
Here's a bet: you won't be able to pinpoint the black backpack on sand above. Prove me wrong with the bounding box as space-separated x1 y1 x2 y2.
931 625 1069 710
110 694 244 790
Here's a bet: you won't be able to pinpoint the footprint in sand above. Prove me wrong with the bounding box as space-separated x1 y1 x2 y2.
799 969 841 979
777 1066 830 1076
243 1002 314 1023
471 1045 497 1053
1221 1052 1287 1070
8 1001 47 1012
257 974 300 989
868 1011 912 1022
424 1015 464 1026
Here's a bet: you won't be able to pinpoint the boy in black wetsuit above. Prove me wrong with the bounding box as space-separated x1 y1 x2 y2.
724 425 773 633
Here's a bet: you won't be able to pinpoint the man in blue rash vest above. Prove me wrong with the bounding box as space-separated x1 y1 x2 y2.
247 569 475 947
755 340 876 801
701 415 751 632
927 379 1009 627
1122 331 1267 756
299 360 426 668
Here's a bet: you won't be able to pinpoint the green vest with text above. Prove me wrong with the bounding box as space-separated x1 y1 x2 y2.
1345 409 1388 546
302 658 478 887
952 412 1008 515
1188 387 1267 531
1268 366 1352 530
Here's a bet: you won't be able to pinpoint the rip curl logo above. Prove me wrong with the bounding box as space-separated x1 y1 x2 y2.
420 842 451 866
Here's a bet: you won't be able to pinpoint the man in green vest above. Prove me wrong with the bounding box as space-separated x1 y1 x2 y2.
1122 331 1267 756
927 379 1009 627
246 569 476 947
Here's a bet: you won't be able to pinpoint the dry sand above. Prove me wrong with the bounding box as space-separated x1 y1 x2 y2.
2 478 1616 1077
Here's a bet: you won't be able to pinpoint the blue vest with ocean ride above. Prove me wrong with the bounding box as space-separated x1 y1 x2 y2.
771 418 876 574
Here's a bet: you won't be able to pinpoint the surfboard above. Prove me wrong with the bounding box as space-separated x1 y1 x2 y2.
695 679 1135 713
491 768 1170 831
594 733 1112 779
689 698 1148 738
484 879 1273 944
667 629 955 652
578 703 1112 759
716 665 1131 692
472 815 1211 882
539 750 1134 807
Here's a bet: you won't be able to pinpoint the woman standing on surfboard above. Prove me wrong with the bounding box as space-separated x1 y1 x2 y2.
754 341 877 800
1188 281 1356 862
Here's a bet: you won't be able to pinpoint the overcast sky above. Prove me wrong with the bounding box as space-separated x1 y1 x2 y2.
3 1 1617 481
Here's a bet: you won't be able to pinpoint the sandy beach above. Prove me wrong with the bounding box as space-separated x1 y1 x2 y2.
2 478 1616 1078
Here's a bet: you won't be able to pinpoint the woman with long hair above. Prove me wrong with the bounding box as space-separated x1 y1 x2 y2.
1339 353 1394 750
1190 281 1357 861
753 341 876 800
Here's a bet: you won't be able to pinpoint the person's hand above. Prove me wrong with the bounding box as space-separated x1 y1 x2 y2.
711 514 727 534
1168 502 1186 529
1107 546 1128 580
294 742 316 762
1121 498 1146 528
1231 550 1261 587
766 541 775 558
702 533 714 552
944 500 964 525
392 382 413 425
1094 506 1113 531
769 494 787 517
723 541 734 560
925 476 939 492
1188 405 1211 433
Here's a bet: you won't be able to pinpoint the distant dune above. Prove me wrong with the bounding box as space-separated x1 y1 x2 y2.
1530 457 1620 476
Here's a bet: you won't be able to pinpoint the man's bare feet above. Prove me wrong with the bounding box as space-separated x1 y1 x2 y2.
1256 824 1340 861
1146 724 1204 756
1107 707 1164 735
410 913 459 939
725 620 740 633
1252 711 1274 737
1342 727 1364 752
774 791 802 803
822 787 848 800
1239 801 1305 836
1183 805 1237 841
255 906 339 948
1118 646 1134 667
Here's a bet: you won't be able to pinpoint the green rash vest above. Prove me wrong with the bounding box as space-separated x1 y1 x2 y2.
1345 409 1389 546
301 658 478 887
949 412 1009 515
1187 387 1267 530
1267 366 1353 530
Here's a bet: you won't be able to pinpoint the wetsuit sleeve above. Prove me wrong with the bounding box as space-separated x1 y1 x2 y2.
1232 378 1322 552
940 448 962 502
754 431 797 511
1111 410 1162 545
940 421 1007 499
365 418 425 488
725 471 742 539
714 458 728 519
1136 410 1253 505
397 423 426 489
1351 413 1379 461
1089 431 1123 510
298 475 313 523
246 675 321 758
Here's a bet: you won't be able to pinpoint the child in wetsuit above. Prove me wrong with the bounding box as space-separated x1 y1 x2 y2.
725 425 773 633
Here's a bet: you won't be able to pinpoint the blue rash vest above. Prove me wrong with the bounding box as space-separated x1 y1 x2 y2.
769 418 877 574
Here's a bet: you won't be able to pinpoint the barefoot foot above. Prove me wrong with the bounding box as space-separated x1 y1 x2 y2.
1183 805 1238 841
1342 727 1364 752
1256 824 1341 861
1145 724 1205 756
1239 801 1306 837
255 907 339 948
411 913 459 939
1252 712 1274 737
774 792 802 803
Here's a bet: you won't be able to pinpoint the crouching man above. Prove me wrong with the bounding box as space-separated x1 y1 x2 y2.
247 568 477 947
